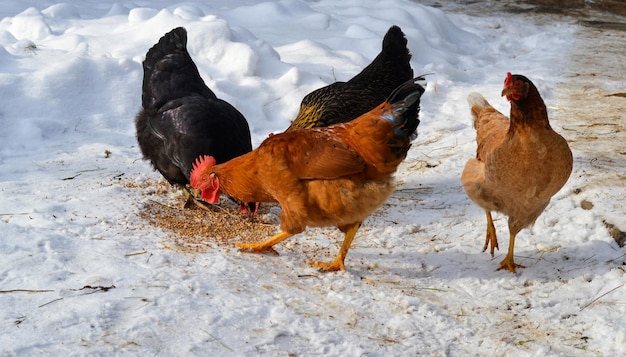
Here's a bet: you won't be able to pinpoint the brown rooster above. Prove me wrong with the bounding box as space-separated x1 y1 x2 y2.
462 72 573 273
285 25 413 131
190 78 425 271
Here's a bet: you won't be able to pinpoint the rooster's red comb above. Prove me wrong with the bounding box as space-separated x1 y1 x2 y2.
190 155 216 187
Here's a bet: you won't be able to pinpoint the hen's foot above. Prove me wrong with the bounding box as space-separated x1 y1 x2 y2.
496 232 523 273
307 222 360 272
497 255 525 273
308 259 345 272
236 242 279 255
235 231 292 256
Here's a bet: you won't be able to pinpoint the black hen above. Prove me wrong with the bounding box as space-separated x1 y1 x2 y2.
135 27 252 207
285 25 414 131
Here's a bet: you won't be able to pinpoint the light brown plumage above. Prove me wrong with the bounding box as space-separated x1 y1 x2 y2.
462 73 573 273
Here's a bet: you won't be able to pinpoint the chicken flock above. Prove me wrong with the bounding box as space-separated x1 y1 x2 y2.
136 27 573 274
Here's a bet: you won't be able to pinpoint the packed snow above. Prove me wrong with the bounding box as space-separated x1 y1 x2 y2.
1 0 624 355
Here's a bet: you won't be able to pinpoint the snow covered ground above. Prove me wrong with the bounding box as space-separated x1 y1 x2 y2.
1 0 624 355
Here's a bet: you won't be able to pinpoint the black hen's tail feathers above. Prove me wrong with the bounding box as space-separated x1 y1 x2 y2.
143 27 187 67
382 25 411 58
141 27 215 110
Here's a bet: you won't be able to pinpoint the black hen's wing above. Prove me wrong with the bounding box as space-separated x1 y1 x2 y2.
287 82 346 130
286 25 413 131
136 27 252 186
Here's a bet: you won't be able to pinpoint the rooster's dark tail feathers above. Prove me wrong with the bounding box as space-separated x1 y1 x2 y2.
385 76 426 141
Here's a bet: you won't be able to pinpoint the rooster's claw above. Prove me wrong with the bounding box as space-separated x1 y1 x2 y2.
236 242 279 255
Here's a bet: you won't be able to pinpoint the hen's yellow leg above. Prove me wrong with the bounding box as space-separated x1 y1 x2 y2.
309 223 360 272
237 231 293 255
483 210 499 256
497 232 525 273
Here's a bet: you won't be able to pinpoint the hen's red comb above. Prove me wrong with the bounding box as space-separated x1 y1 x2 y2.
190 155 216 187
504 72 513 87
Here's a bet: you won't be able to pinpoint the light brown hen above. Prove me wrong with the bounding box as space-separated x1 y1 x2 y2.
462 72 573 273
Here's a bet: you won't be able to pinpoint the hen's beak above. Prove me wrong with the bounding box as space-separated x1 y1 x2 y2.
501 87 514 97
501 82 528 100
501 87 521 102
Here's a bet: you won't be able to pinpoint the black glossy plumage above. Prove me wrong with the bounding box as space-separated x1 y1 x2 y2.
135 27 252 187
285 25 414 131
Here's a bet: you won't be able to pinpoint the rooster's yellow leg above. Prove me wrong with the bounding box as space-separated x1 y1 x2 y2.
236 231 293 255
497 232 525 273
483 210 499 256
309 223 360 272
